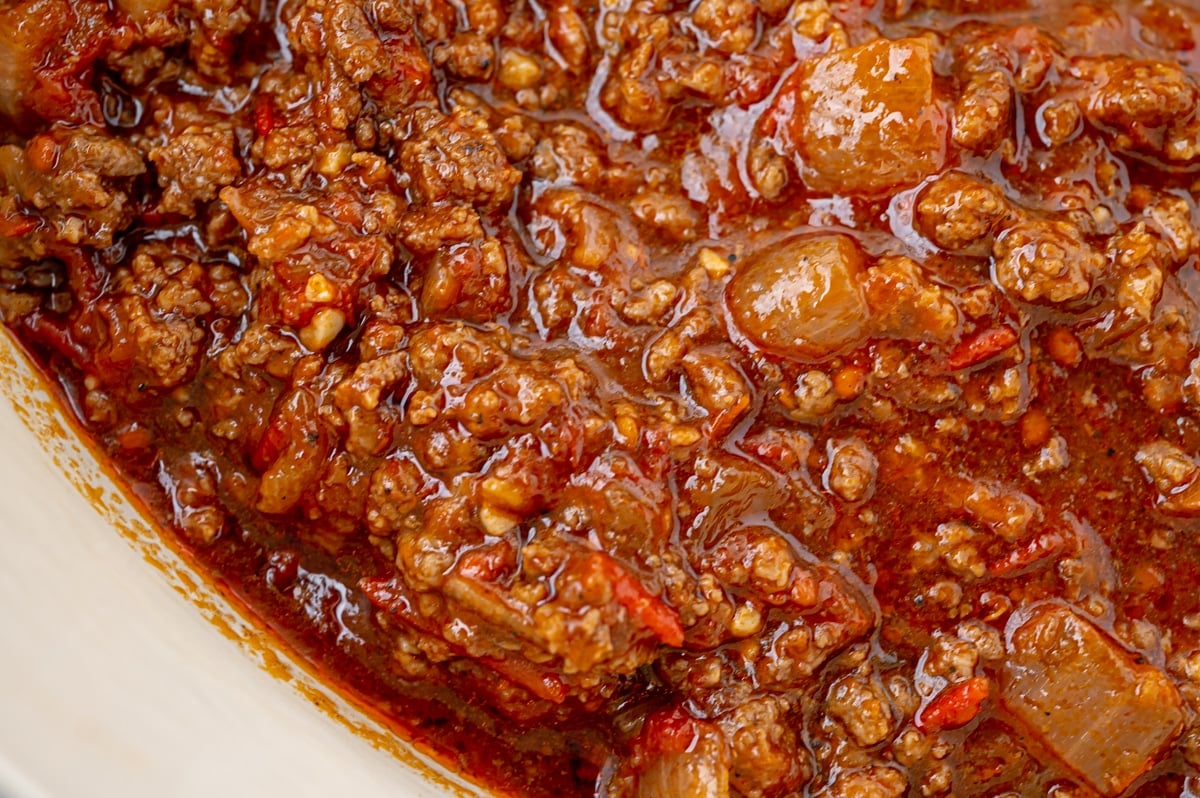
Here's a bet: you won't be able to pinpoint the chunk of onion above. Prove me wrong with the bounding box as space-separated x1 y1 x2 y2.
726 234 869 360
113 0 173 22
777 37 947 196
635 729 730 798
0 18 26 121
1000 603 1183 796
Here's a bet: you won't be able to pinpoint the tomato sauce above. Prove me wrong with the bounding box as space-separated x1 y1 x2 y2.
3 0 1200 795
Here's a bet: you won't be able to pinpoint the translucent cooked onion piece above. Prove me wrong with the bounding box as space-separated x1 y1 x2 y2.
113 0 172 22
0 29 16 121
726 234 869 360
1000 603 1184 796
632 709 730 798
0 7 37 122
0 1 109 127
776 37 947 196
635 742 729 798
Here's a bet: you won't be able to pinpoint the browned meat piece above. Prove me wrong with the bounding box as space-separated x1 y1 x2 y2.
952 70 1013 154
433 31 496 81
991 219 1103 304
0 128 144 254
915 172 1014 255
546 0 591 72
220 174 399 329
600 16 671 133
824 438 878 503
1135 440 1200 514
400 107 522 212
82 244 233 397
182 0 255 80
325 0 389 84
691 0 757 55
815 765 907 798
397 205 484 255
825 672 897 747
861 256 961 342
1086 58 1198 133
718 696 808 798
145 100 242 216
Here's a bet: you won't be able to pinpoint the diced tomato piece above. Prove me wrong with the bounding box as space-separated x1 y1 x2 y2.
707 393 750 440
477 656 568 704
0 211 38 237
944 326 1019 371
116 426 153 449
456 541 516 582
18 311 91 372
917 676 990 732
252 409 292 472
988 530 1067 576
253 96 275 137
365 34 434 114
590 553 685 647
639 706 700 757
55 247 105 303
359 577 419 618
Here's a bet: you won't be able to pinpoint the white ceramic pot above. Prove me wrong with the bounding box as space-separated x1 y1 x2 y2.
0 327 479 798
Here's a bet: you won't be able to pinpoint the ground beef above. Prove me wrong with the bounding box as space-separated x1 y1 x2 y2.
145 100 242 215
4 2 1200 798
399 107 522 212
0 128 144 251
915 172 1013 255
992 219 1104 304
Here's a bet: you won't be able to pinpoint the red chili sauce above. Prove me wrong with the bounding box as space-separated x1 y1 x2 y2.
3 0 1200 795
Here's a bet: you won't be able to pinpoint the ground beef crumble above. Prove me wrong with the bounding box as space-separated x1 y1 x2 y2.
4 1 1200 798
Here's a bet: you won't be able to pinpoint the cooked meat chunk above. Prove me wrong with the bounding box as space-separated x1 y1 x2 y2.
6 2 1200 798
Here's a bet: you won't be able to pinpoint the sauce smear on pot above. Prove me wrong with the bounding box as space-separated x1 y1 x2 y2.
3 0 1200 795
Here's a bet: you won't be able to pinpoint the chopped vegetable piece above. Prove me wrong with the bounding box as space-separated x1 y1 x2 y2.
726 235 869 360
1000 603 1184 796
777 37 948 196
944 327 1019 371
0 211 38 237
918 675 991 732
477 656 569 704
589 552 685 647
633 709 730 798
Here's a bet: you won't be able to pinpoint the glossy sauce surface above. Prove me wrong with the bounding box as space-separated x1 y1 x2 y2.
3 0 1200 796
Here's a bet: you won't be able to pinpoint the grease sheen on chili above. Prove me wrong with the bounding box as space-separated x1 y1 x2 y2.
3 0 1200 795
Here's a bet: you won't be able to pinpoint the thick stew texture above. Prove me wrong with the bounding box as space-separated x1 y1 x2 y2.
3 0 1200 795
